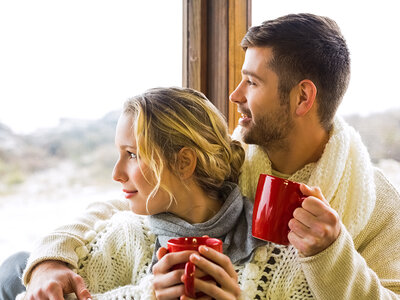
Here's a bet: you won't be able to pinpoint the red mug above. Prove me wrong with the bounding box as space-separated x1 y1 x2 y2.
167 237 223 298
252 174 306 245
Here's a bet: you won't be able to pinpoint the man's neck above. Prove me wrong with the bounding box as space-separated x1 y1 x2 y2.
264 122 330 175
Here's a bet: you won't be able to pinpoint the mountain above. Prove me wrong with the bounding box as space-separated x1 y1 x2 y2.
1 108 400 193
0 111 120 193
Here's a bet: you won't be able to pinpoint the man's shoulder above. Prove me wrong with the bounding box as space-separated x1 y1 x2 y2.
373 167 400 204
370 167 400 223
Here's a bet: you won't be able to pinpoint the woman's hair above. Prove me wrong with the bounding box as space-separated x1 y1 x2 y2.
123 87 245 205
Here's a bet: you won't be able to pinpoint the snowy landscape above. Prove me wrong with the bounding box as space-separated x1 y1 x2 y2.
1 111 400 265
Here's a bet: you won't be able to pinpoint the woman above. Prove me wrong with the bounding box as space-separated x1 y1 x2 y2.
17 87 265 299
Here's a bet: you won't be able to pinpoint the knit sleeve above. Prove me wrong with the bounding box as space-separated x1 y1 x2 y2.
299 169 400 299
90 276 156 300
22 198 130 285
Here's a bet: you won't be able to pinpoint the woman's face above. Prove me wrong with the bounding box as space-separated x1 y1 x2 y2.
112 113 178 215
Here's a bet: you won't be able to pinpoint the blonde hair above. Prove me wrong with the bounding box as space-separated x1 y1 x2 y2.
123 87 245 206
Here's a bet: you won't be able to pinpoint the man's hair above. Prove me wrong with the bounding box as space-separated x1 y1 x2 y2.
241 13 350 130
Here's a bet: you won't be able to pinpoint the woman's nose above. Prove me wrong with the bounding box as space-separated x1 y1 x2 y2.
112 161 128 183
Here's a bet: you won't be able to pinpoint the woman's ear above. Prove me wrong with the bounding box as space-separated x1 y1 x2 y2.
295 79 317 116
176 147 197 179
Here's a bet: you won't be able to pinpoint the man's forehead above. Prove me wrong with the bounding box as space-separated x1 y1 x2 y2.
242 47 273 75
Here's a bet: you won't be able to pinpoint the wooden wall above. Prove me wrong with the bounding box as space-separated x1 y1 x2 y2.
182 0 251 133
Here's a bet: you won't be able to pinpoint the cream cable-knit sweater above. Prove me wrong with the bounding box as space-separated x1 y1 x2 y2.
21 118 400 299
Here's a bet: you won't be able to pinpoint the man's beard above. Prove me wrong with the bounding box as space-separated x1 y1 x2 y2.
241 103 293 150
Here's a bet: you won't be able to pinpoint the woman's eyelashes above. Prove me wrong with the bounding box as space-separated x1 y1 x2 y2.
127 151 137 159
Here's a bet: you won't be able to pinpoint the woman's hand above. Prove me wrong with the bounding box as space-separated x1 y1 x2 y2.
25 260 91 300
181 246 241 300
153 248 199 300
288 184 341 257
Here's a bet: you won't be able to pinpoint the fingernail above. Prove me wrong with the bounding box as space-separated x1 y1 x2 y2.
191 253 200 261
199 245 208 252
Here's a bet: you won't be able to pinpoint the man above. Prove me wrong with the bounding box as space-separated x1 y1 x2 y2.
2 13 400 299
230 13 400 298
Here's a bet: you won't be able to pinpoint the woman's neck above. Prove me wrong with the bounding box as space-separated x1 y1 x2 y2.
171 182 222 224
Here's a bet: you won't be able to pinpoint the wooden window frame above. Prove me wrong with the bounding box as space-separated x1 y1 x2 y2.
182 0 251 133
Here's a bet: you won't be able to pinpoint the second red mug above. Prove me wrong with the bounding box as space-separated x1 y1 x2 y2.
252 174 306 245
167 236 223 298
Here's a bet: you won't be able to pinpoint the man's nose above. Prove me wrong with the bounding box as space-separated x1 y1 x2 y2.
229 82 246 104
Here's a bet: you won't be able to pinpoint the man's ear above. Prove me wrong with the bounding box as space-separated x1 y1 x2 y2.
295 79 317 116
176 147 197 179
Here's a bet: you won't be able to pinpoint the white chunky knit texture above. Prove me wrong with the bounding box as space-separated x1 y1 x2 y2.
237 116 376 238
76 212 156 298
233 116 377 298
20 117 400 299
75 211 315 299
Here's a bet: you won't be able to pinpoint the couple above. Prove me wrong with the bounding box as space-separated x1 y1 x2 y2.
2 13 400 299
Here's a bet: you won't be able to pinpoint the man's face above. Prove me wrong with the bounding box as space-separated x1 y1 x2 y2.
229 47 293 149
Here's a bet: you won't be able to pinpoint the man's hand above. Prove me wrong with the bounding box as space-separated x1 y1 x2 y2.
25 260 91 300
288 184 341 257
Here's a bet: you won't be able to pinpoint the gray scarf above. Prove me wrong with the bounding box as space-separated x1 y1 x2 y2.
148 182 266 266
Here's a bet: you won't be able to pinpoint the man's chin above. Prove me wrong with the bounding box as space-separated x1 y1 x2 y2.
239 126 254 144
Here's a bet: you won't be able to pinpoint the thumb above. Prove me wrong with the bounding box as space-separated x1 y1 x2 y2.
300 184 329 206
157 247 168 260
70 274 92 300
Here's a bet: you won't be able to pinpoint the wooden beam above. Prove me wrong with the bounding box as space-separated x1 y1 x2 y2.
182 0 207 93
183 0 250 133
228 0 251 133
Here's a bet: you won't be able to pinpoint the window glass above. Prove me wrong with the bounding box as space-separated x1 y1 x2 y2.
252 0 400 188
0 0 182 263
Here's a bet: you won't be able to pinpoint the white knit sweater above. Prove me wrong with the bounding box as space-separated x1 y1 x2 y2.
21 118 400 299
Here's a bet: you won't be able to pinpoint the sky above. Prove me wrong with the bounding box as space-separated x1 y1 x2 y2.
1 0 399 134
0 0 182 134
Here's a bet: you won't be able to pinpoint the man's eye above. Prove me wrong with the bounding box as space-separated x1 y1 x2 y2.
247 80 255 86
128 151 137 159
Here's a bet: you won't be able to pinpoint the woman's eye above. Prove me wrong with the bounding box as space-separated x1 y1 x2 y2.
128 151 137 159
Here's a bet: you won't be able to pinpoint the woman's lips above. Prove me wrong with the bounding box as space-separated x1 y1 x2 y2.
122 189 137 199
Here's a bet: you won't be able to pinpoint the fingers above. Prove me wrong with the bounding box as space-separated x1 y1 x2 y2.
300 184 329 206
153 250 196 274
157 247 168 260
153 251 196 300
154 279 185 300
26 281 64 300
296 197 340 230
289 185 341 257
69 274 92 300
191 278 234 300
187 247 241 299
180 295 212 300
198 247 237 279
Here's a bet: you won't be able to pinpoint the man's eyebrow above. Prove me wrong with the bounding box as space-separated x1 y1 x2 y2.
242 69 264 82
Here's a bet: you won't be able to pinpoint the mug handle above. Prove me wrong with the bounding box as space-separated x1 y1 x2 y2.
184 261 196 298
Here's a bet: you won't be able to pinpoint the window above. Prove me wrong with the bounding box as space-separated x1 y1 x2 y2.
0 0 182 264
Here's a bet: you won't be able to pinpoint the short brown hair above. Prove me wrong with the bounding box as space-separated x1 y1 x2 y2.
241 13 350 130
